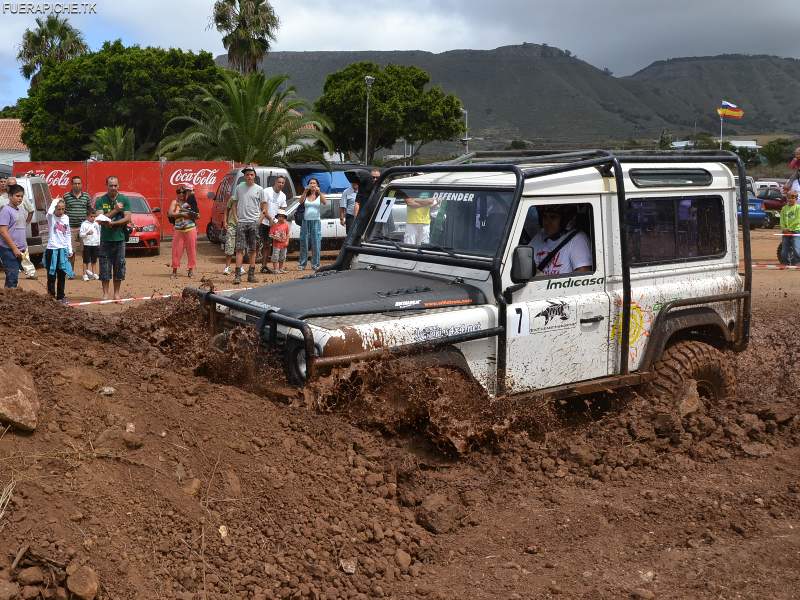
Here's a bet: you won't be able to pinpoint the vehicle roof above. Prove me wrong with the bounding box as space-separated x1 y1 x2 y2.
387 161 736 196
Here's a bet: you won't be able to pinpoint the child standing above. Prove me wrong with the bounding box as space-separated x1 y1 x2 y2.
79 208 101 280
269 209 290 273
780 190 800 265
45 197 74 303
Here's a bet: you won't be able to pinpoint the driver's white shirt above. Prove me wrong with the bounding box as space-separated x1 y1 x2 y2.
530 229 592 276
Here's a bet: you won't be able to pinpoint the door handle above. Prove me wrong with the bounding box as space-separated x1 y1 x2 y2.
580 315 605 323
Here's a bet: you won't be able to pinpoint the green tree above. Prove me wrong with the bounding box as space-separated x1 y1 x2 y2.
211 0 279 74
17 15 88 84
506 139 528 150
83 126 136 160
19 40 223 160
315 62 464 162
0 103 21 118
761 137 795 166
157 70 332 165
657 128 673 150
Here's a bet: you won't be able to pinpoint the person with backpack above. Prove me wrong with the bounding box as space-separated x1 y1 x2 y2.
168 184 199 278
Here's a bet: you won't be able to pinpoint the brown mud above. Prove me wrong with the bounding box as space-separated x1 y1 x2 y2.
0 288 798 599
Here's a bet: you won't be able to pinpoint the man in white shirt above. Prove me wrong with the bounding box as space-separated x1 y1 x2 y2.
529 204 593 276
259 175 287 273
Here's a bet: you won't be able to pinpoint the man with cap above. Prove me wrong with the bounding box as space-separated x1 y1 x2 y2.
528 204 593 276
230 166 267 284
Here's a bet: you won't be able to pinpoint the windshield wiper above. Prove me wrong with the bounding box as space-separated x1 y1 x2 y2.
417 243 458 258
373 236 405 252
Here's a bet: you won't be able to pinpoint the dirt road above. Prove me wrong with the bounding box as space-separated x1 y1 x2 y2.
0 231 798 599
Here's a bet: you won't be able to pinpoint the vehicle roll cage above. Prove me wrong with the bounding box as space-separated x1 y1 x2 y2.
187 149 751 394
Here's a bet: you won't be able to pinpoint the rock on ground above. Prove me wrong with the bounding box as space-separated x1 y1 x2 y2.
0 363 39 431
67 566 99 600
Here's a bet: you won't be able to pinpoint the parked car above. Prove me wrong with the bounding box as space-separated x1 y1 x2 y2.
206 166 298 243
737 198 772 229
755 180 784 196
756 187 786 211
92 191 161 255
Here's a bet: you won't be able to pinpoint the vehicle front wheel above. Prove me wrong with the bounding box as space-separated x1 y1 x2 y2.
648 340 735 402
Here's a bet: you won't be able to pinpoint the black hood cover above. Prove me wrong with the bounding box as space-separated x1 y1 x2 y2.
227 269 486 319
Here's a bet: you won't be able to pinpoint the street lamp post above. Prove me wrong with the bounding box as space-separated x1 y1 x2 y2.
364 75 375 164
460 107 470 154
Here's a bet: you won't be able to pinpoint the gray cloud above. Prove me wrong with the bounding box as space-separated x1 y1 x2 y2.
1 0 797 109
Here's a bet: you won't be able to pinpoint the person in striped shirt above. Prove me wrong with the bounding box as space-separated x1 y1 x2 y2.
63 175 92 275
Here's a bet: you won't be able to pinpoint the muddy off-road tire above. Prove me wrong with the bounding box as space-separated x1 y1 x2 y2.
648 340 735 402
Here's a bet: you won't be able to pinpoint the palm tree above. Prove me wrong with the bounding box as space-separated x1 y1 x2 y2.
17 15 89 83
156 71 332 165
211 0 279 74
83 126 136 161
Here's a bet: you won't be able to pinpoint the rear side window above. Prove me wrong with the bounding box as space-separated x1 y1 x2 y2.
626 195 726 265
31 183 47 212
630 169 713 188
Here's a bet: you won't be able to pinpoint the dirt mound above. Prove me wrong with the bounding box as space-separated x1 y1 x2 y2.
0 287 799 599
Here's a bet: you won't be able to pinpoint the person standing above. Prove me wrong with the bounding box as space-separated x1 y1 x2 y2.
260 175 287 273
44 197 74 303
63 175 92 274
231 166 267 284
297 177 327 271
79 208 101 280
95 176 131 301
168 184 199 278
269 209 290 273
0 184 26 288
222 191 238 276
780 190 800 265
339 178 359 235
0 176 36 279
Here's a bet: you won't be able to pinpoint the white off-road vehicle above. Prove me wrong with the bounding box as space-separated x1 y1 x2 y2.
189 150 752 407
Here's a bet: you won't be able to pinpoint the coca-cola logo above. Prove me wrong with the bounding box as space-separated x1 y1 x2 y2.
45 169 73 187
169 168 219 187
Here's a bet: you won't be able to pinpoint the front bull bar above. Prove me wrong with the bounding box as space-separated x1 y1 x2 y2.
184 288 319 379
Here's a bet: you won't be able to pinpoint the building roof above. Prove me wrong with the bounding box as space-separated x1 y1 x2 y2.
0 119 27 151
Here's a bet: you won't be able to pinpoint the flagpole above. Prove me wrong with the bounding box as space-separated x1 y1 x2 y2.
719 115 723 150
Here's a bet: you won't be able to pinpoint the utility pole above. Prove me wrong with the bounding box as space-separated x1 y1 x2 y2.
364 75 375 164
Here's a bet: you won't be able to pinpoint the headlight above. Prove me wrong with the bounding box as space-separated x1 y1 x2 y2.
140 225 157 232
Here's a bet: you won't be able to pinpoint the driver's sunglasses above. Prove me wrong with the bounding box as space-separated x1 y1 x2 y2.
177 189 186 194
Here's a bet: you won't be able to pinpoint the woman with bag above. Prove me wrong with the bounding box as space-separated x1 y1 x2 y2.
297 177 326 271
168 184 199 278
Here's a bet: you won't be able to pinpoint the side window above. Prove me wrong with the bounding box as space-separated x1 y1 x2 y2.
319 199 335 219
31 183 47 212
626 195 726 265
528 203 595 278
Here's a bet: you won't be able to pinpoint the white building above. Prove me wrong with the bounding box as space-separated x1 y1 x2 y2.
0 119 30 165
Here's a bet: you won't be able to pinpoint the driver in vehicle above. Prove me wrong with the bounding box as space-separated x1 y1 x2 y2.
529 204 593 276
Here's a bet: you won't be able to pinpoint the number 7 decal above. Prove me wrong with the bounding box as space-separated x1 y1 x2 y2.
508 303 530 337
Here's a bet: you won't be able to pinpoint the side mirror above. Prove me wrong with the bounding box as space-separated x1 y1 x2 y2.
151 206 161 213
207 191 215 200
510 246 535 283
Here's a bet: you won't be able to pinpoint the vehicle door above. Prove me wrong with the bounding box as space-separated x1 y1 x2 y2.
504 196 611 392
319 197 338 243
30 181 50 247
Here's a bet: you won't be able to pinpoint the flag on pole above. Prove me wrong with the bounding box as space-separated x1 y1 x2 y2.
717 100 744 119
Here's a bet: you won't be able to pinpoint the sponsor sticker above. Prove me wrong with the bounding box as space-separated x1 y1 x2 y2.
423 298 473 308
546 276 605 290
530 300 576 332
414 323 480 342
394 299 421 308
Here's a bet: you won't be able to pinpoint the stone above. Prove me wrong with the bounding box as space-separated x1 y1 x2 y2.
21 587 39 600
181 478 202 497
16 566 45 585
740 442 772 458
415 494 465 534
0 363 40 431
566 443 597 467
98 386 115 396
67 566 99 600
631 589 655 600
394 549 411 571
0 581 20 600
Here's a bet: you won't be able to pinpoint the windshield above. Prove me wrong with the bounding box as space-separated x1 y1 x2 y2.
127 196 151 213
364 187 514 258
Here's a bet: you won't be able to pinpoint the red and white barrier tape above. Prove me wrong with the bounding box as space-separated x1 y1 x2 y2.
66 287 253 307
752 263 800 270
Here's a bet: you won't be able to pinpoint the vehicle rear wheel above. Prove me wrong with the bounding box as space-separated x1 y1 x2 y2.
647 340 735 403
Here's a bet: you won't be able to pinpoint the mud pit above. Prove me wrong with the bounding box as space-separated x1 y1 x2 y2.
0 288 798 599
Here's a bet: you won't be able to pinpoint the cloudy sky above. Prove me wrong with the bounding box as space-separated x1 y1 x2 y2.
0 0 797 108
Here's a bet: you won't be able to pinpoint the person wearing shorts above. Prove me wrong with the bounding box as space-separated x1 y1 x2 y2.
231 166 266 284
222 195 238 275
269 209 290 273
95 176 131 301
404 191 435 246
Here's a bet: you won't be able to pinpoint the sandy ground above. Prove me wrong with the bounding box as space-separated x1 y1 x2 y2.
0 229 798 599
